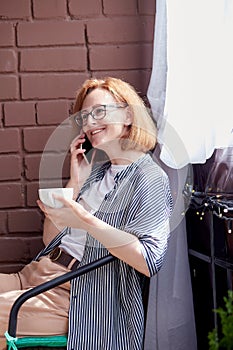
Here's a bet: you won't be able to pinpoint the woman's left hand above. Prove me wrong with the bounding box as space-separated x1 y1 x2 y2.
37 196 91 231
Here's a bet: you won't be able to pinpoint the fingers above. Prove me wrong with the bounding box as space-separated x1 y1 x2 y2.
37 199 46 212
70 133 85 153
52 195 71 207
38 196 72 210
70 147 86 161
37 199 56 214
70 133 92 166
70 134 94 170
37 198 64 228
52 195 82 214
37 200 52 221
37 200 66 231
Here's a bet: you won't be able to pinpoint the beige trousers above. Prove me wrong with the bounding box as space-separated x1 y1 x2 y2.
0 257 71 350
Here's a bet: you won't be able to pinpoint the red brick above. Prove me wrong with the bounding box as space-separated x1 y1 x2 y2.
23 126 56 152
24 155 41 181
87 17 154 43
26 182 39 207
0 236 44 264
25 153 70 181
0 237 44 269
0 0 31 19
4 101 36 126
0 23 14 46
0 128 20 152
39 123 76 153
0 238 30 262
17 21 85 47
90 44 153 70
39 152 70 181
0 49 17 72
93 69 151 96
103 0 137 15
8 209 42 232
69 0 102 16
0 212 7 234
124 70 151 96
20 47 86 72
0 155 21 181
33 0 67 19
138 0 156 15
30 237 44 258
0 184 23 208
37 100 70 125
21 73 88 99
0 75 18 100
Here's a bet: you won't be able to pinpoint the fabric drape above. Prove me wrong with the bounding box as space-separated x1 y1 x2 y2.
148 0 233 169
146 1 198 349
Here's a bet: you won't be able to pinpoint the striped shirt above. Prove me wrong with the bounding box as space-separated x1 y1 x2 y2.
35 153 173 350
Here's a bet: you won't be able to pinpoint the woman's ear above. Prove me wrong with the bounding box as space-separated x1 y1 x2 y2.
124 107 133 126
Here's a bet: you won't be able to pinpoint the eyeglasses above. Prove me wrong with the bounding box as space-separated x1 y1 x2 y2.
73 103 128 127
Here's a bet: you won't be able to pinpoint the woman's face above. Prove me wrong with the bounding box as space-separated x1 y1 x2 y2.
81 88 131 150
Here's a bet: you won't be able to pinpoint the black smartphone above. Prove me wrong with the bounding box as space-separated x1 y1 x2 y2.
81 136 93 164
80 134 109 164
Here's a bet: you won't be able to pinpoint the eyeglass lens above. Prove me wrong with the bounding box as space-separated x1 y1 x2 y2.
75 105 106 126
74 103 127 126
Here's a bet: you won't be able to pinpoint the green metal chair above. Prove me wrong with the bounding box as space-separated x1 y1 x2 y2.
5 254 116 350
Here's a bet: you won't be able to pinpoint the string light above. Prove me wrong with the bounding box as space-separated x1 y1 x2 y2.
185 191 233 258
227 221 232 235
184 191 233 221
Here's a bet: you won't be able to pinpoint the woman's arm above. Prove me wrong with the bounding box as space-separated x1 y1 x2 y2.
82 209 150 276
42 134 94 245
42 217 61 246
89 219 151 277
38 198 150 276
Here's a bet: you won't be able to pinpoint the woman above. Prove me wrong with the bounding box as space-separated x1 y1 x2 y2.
0 77 172 350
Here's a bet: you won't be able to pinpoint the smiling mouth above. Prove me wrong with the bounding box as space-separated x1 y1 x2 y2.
90 128 105 135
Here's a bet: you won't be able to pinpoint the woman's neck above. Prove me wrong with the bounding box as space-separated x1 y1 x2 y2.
109 150 145 165
97 139 145 165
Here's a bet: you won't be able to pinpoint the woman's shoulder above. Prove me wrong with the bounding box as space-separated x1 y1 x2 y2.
134 153 170 183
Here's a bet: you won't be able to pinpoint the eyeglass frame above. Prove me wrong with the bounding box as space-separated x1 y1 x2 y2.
71 103 128 127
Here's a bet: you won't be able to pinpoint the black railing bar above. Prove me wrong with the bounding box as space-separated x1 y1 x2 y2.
8 254 116 337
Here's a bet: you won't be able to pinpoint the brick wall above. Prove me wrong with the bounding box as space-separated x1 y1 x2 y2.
0 0 156 272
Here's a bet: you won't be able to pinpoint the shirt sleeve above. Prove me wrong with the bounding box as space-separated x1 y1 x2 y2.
124 167 173 277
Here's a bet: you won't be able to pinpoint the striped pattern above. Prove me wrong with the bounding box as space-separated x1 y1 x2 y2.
35 153 173 350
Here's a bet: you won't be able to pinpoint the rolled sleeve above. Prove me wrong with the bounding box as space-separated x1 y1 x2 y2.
124 168 172 276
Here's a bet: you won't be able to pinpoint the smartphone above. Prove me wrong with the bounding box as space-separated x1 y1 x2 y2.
80 136 93 164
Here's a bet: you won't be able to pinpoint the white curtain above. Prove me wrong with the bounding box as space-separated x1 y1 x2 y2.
146 0 233 349
145 1 198 349
144 162 198 350
148 0 233 170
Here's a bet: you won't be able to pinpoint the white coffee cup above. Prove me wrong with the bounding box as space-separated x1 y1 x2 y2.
38 188 74 208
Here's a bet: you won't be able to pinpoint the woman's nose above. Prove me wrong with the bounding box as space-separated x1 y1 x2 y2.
83 113 97 130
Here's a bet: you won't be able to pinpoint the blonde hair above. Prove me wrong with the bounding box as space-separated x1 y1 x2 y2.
73 77 157 152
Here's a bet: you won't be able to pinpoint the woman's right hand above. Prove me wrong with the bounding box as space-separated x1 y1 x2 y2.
66 133 95 198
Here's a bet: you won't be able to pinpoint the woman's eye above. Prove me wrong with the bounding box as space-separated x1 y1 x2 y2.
82 114 88 121
95 107 105 116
